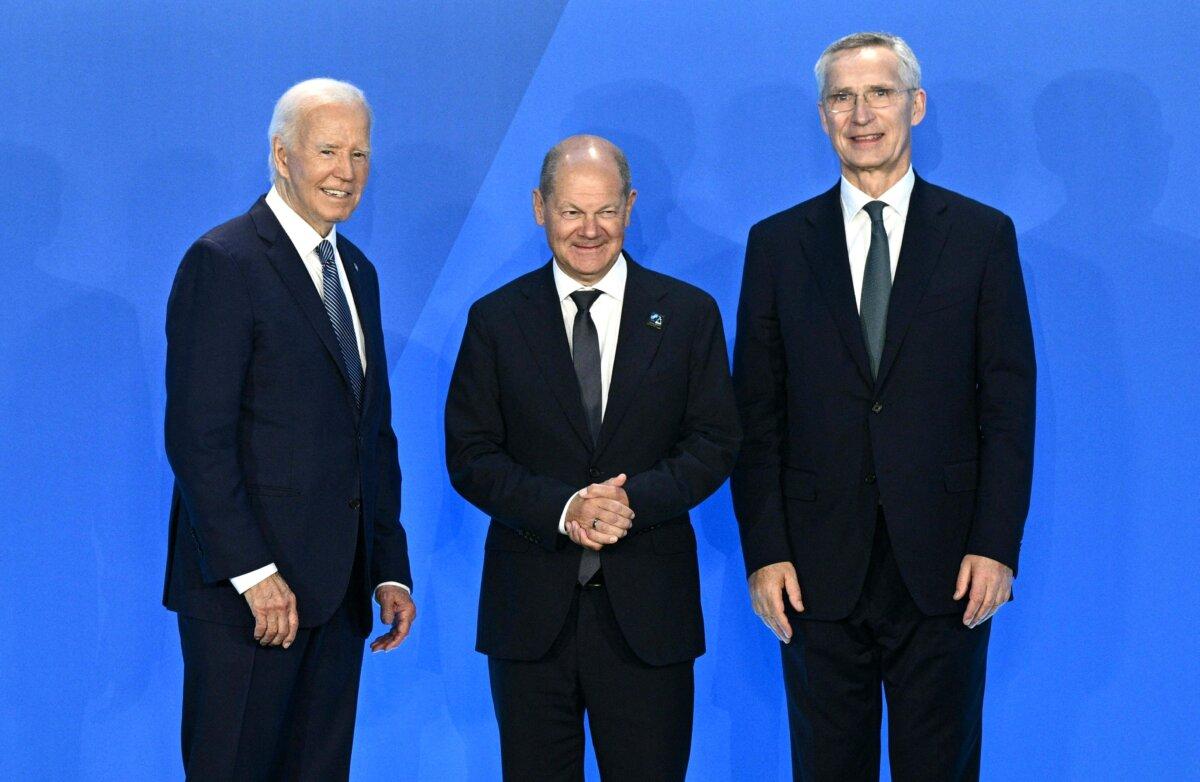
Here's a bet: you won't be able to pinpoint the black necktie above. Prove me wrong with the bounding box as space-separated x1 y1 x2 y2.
317 240 363 409
569 289 603 584
860 201 891 381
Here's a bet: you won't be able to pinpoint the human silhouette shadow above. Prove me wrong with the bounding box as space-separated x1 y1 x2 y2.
0 145 155 778
1010 70 1200 779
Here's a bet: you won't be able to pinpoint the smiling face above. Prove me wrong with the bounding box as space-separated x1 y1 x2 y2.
533 152 636 285
272 101 371 236
818 45 926 195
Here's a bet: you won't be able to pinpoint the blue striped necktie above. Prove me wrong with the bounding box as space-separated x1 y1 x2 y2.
317 239 363 409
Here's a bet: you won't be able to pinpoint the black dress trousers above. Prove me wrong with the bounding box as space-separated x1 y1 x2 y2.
781 514 992 781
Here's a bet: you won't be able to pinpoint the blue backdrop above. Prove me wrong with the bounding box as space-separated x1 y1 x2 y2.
3 2 1197 779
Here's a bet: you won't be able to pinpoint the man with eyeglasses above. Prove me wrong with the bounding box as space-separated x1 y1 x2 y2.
731 32 1035 780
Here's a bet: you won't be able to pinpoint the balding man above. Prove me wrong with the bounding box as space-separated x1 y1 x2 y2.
164 78 415 780
446 135 740 780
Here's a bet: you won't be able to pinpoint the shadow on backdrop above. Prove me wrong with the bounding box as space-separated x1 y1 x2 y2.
1012 69 1200 779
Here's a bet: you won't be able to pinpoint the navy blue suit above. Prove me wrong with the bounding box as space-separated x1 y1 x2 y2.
732 177 1035 780
446 258 740 779
164 196 411 780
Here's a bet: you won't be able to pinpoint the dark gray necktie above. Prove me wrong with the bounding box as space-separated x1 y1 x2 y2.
317 240 363 409
860 201 891 381
569 289 603 584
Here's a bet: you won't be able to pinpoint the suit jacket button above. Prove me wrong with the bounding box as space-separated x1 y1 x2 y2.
871 401 883 413
864 474 876 485
589 468 600 479
349 498 362 510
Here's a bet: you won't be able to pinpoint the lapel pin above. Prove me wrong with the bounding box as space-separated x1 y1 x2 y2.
646 312 664 330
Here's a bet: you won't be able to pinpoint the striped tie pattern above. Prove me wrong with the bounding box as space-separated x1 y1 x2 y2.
317 239 363 409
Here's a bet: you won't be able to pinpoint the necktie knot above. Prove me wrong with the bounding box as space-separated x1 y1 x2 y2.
570 289 602 313
863 201 887 224
317 239 336 268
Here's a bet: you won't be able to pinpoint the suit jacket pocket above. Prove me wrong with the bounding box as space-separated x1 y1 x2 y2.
650 522 697 554
484 524 539 552
943 460 979 493
245 483 301 497
917 286 973 315
782 468 817 501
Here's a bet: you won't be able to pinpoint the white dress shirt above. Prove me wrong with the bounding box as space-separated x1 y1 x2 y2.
230 187 408 598
552 253 628 534
839 166 915 311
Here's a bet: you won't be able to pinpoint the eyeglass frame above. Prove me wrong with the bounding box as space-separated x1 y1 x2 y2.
821 86 918 114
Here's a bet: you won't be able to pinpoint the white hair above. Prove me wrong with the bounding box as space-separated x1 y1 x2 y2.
814 32 922 97
267 78 373 183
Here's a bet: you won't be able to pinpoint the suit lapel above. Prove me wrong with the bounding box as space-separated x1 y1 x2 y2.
804 184 874 387
252 199 358 415
876 176 949 387
514 263 594 451
339 237 376 417
594 258 665 459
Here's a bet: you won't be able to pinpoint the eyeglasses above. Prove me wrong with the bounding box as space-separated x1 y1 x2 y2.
823 87 916 114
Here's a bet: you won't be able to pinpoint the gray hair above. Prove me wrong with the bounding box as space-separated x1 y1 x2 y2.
538 135 632 201
267 78 373 182
814 32 922 97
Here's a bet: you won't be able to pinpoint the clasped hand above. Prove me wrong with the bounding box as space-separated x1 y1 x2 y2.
565 473 635 551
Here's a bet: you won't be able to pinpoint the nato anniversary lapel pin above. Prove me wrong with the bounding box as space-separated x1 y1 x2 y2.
646 311 664 330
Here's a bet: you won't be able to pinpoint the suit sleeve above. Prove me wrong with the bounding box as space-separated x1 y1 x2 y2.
445 302 577 551
967 214 1036 573
368 269 413 591
730 224 795 576
164 238 273 581
623 295 741 529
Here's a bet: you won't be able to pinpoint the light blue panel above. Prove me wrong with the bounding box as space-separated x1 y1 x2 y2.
1 0 1197 778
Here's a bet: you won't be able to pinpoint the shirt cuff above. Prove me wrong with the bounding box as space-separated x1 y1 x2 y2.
558 490 583 535
374 582 411 603
230 563 278 594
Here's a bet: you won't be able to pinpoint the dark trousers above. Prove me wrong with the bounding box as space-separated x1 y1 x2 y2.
488 579 694 781
782 516 992 782
177 576 368 781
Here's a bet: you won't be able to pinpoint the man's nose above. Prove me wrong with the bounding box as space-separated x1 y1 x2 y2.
851 95 874 124
334 152 355 180
580 215 601 236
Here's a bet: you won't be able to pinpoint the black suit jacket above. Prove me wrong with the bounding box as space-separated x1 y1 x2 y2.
731 176 1035 619
163 196 411 634
445 258 740 665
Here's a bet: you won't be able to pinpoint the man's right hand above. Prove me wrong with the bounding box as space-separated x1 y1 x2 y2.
244 572 299 649
749 561 804 643
565 473 635 550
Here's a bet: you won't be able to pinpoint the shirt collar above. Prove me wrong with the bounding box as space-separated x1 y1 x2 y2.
265 185 338 260
839 166 916 221
552 251 628 304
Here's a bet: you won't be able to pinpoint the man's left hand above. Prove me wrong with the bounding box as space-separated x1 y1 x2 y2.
371 585 416 652
954 554 1013 629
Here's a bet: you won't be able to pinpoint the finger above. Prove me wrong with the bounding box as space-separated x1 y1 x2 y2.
583 526 619 546
602 473 627 487
271 607 289 646
283 600 299 649
596 499 635 519
964 581 987 627
954 560 971 600
262 607 279 645
783 569 805 613
767 586 792 642
594 520 630 539
253 610 267 642
380 600 396 625
370 632 389 652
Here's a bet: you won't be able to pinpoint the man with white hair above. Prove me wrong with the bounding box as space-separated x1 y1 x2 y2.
733 32 1035 780
164 78 415 780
